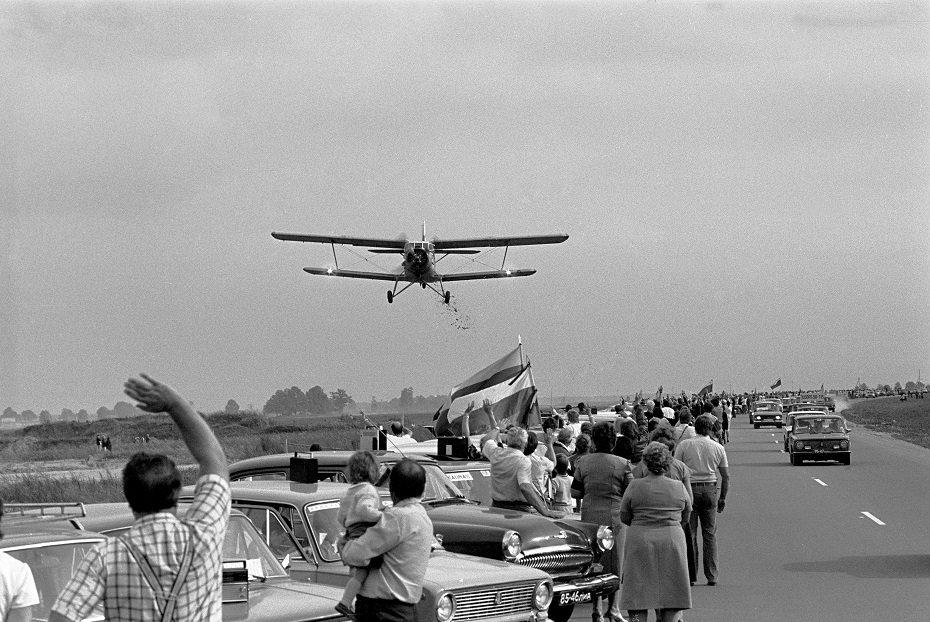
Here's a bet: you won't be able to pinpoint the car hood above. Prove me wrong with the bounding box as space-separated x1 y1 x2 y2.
423 551 547 591
245 577 345 622
792 433 848 441
425 500 592 550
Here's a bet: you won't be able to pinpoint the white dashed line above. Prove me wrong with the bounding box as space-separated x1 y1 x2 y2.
861 511 886 526
812 478 828 487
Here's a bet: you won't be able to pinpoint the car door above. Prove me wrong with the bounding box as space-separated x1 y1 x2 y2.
233 503 323 584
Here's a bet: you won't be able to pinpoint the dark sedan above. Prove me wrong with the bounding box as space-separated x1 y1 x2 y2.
786 414 851 466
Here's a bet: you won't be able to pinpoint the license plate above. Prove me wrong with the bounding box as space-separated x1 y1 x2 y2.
558 590 592 606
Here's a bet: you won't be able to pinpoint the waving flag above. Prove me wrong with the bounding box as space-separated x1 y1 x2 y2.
698 381 714 396
434 346 537 435
770 378 782 390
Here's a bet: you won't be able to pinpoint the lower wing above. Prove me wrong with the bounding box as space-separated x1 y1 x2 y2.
441 269 536 282
303 267 403 281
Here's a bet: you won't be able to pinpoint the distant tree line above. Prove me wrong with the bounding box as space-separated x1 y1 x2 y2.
852 380 926 394
262 385 355 416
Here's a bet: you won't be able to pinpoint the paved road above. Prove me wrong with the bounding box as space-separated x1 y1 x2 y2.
570 414 930 622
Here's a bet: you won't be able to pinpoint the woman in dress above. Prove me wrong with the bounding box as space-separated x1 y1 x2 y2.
619 442 692 622
572 422 632 622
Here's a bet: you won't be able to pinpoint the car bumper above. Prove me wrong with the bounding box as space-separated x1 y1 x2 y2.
754 419 782 426
552 573 620 608
795 451 849 461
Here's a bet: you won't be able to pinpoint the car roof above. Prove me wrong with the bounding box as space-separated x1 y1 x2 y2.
229 451 439 472
215 480 361 505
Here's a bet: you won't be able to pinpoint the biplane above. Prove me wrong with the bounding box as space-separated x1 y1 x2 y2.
271 223 568 303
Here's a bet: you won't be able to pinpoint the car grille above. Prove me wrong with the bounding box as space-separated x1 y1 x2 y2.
801 440 845 451
517 550 593 574
452 582 536 621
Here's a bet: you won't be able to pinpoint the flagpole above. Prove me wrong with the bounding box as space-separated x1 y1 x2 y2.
518 334 524 368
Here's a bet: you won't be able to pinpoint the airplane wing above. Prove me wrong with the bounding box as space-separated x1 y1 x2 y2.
272 232 405 249
440 269 536 282
433 234 568 250
303 267 403 281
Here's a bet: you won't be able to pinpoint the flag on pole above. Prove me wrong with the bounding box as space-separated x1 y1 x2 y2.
770 378 782 390
698 381 713 396
434 346 537 435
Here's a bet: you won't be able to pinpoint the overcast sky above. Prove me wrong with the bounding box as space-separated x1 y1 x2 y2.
2 1 928 414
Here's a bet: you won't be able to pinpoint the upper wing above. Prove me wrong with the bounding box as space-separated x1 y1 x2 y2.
303 267 404 281
272 232 405 249
440 269 536 282
433 234 568 250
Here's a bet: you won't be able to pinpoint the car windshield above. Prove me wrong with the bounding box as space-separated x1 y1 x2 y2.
5 540 105 621
794 418 843 434
445 468 494 505
756 404 777 411
376 463 464 501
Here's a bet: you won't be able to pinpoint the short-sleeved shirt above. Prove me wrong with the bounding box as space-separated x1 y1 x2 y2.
674 436 729 483
52 474 231 622
1 551 40 620
482 440 533 504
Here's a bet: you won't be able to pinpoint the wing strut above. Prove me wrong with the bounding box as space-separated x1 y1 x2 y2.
331 243 339 269
501 244 509 270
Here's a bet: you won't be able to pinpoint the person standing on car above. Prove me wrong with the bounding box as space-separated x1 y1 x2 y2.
340 459 433 622
674 414 729 586
0 498 40 622
51 374 230 622
480 426 562 517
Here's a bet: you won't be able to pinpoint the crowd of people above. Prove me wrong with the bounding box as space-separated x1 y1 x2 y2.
475 398 732 622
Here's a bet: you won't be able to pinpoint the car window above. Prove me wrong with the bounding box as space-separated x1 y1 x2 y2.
224 515 288 579
232 471 287 482
5 541 104 621
238 506 302 561
304 503 343 563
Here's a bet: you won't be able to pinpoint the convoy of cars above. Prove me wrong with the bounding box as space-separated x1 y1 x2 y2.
227 452 620 622
208 481 554 622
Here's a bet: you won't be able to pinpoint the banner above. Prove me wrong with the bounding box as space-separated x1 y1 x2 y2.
770 378 782 390
698 381 713 396
433 346 536 436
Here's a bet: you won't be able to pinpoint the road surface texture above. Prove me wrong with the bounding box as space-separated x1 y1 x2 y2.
569 415 930 621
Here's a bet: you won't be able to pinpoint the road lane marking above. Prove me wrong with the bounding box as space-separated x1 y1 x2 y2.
813 478 828 487
861 511 886 525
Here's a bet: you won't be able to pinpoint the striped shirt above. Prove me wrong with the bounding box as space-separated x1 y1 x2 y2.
52 475 230 622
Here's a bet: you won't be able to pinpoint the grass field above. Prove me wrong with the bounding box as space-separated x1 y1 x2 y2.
0 410 438 503
841 396 930 450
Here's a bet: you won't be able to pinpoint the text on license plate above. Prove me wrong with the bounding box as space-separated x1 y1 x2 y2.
558 590 592 606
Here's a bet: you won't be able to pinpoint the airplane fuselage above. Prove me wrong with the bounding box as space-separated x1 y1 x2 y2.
402 241 436 282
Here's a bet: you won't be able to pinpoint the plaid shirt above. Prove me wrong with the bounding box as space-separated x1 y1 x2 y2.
52 474 230 622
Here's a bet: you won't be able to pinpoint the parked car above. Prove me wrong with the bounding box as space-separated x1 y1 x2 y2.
228 452 619 622
212 481 554 622
68 504 349 622
785 414 851 466
750 401 784 428
1 510 106 622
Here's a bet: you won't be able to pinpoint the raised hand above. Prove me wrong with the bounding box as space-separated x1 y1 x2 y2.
124 374 184 414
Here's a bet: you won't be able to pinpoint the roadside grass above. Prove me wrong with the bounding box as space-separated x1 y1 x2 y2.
0 411 439 502
842 397 930 450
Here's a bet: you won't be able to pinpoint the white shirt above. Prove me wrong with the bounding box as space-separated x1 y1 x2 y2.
1 551 40 621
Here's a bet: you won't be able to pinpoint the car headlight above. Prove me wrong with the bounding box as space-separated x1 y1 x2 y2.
775 415 782 420
755 415 761 421
436 593 455 622
502 530 522 561
596 525 615 551
533 581 553 611
840 440 849 450
794 440 804 450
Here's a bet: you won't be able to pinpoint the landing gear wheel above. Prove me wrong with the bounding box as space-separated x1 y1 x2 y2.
444 291 451 304
387 291 393 304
